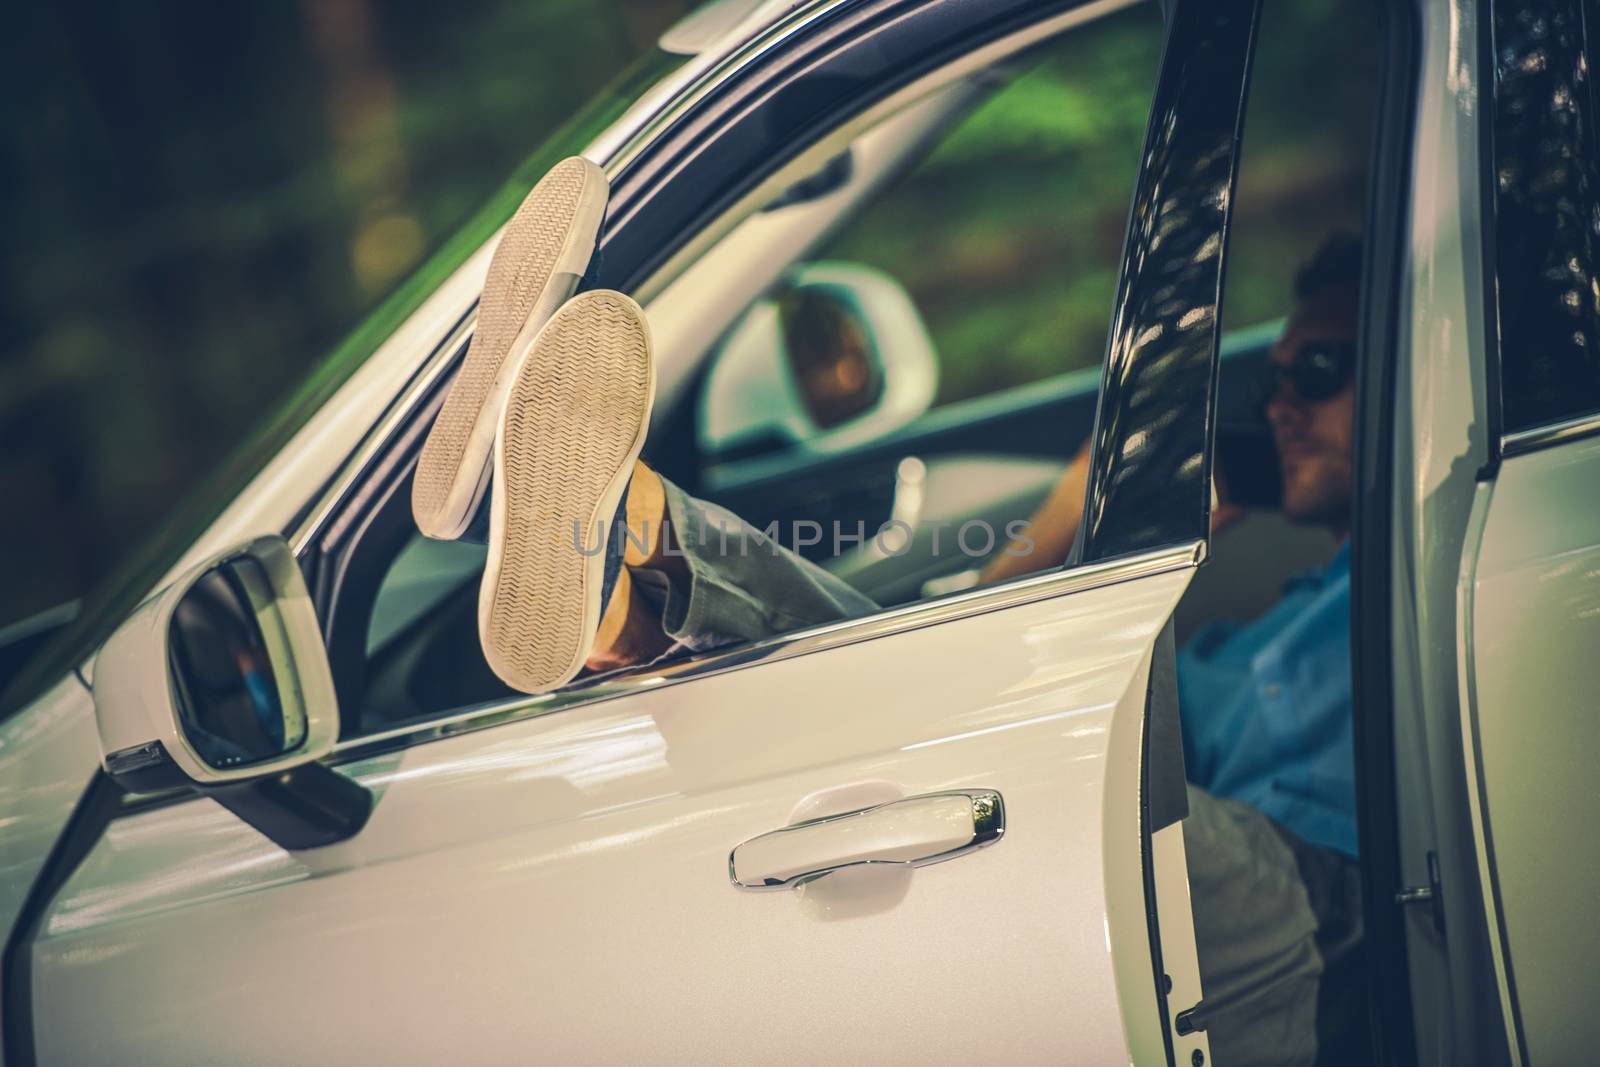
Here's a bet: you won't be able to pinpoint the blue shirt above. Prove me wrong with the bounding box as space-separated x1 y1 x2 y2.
1176 542 1356 857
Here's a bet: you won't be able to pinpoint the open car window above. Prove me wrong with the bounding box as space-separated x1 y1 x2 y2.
344 6 1165 735
340 0 1381 740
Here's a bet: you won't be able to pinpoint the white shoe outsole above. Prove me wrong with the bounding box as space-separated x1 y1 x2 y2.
478 290 655 695
412 156 608 541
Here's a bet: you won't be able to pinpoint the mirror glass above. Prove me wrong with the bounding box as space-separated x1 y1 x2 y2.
167 556 307 770
697 262 939 470
778 286 882 429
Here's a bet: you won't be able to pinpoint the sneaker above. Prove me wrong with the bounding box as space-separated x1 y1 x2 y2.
412 156 608 541
479 290 655 695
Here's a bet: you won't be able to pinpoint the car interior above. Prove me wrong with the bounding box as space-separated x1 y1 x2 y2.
306 0 1376 746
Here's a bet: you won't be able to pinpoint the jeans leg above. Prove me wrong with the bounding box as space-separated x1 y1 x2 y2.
627 477 880 652
1183 785 1323 1067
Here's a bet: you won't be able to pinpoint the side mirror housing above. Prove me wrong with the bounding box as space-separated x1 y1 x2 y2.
93 535 370 849
698 261 938 474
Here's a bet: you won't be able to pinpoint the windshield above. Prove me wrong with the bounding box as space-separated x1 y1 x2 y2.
0 42 687 716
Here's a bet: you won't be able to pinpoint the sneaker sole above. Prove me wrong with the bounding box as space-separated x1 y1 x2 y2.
412 156 608 541
479 290 655 695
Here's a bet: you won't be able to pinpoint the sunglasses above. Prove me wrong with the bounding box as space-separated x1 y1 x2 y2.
1263 340 1356 405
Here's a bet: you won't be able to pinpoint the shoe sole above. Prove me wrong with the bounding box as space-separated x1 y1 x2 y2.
412 156 608 541
479 290 655 695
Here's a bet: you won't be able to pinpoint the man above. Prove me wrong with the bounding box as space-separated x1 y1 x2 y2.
984 235 1365 1065
413 175 1364 1064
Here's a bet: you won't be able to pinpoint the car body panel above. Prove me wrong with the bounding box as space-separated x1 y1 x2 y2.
1463 436 1600 1065
1388 0 1514 1061
32 564 1193 1065
1460 0 1600 1059
0 677 98 1046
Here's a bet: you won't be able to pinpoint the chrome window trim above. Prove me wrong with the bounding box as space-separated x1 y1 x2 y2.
595 0 859 180
1500 410 1600 457
328 540 1203 765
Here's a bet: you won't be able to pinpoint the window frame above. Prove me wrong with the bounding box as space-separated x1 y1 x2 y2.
1075 0 1258 563
1490 0 1600 455
301 0 1257 757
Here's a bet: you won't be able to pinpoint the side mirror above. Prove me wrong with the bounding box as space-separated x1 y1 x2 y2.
92 535 370 849
698 261 938 471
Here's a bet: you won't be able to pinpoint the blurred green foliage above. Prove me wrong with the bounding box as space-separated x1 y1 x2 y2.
821 0 1377 407
0 0 691 632
0 0 1381 643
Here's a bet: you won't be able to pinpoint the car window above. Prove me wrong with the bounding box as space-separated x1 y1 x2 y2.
694 0 1376 475
773 6 1164 415
1491 0 1600 436
345 8 1171 735
343 0 1377 737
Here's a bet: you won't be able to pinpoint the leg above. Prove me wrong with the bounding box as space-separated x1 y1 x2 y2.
1183 785 1324 1067
587 465 676 671
587 462 878 670
460 254 869 691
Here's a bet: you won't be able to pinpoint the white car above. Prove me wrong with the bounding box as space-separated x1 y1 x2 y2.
1 0 1596 1063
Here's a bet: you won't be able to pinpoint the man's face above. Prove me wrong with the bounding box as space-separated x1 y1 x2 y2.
1265 284 1358 534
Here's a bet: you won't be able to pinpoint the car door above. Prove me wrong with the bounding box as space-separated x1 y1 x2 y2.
1458 1 1600 1062
20 0 1259 1063
1385 1 1600 1063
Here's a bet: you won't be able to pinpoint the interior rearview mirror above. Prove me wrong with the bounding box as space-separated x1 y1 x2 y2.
698 261 938 475
93 535 370 849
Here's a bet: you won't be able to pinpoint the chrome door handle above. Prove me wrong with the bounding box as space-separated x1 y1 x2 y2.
729 789 1004 890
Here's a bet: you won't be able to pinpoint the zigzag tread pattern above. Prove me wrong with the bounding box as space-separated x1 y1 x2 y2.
413 157 591 526
486 292 650 690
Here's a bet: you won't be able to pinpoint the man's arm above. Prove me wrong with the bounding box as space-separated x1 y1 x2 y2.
980 440 1246 585
981 439 1092 584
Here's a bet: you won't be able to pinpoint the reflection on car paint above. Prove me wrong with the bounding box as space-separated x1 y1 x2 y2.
1492 0 1600 432
1081 0 1262 563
